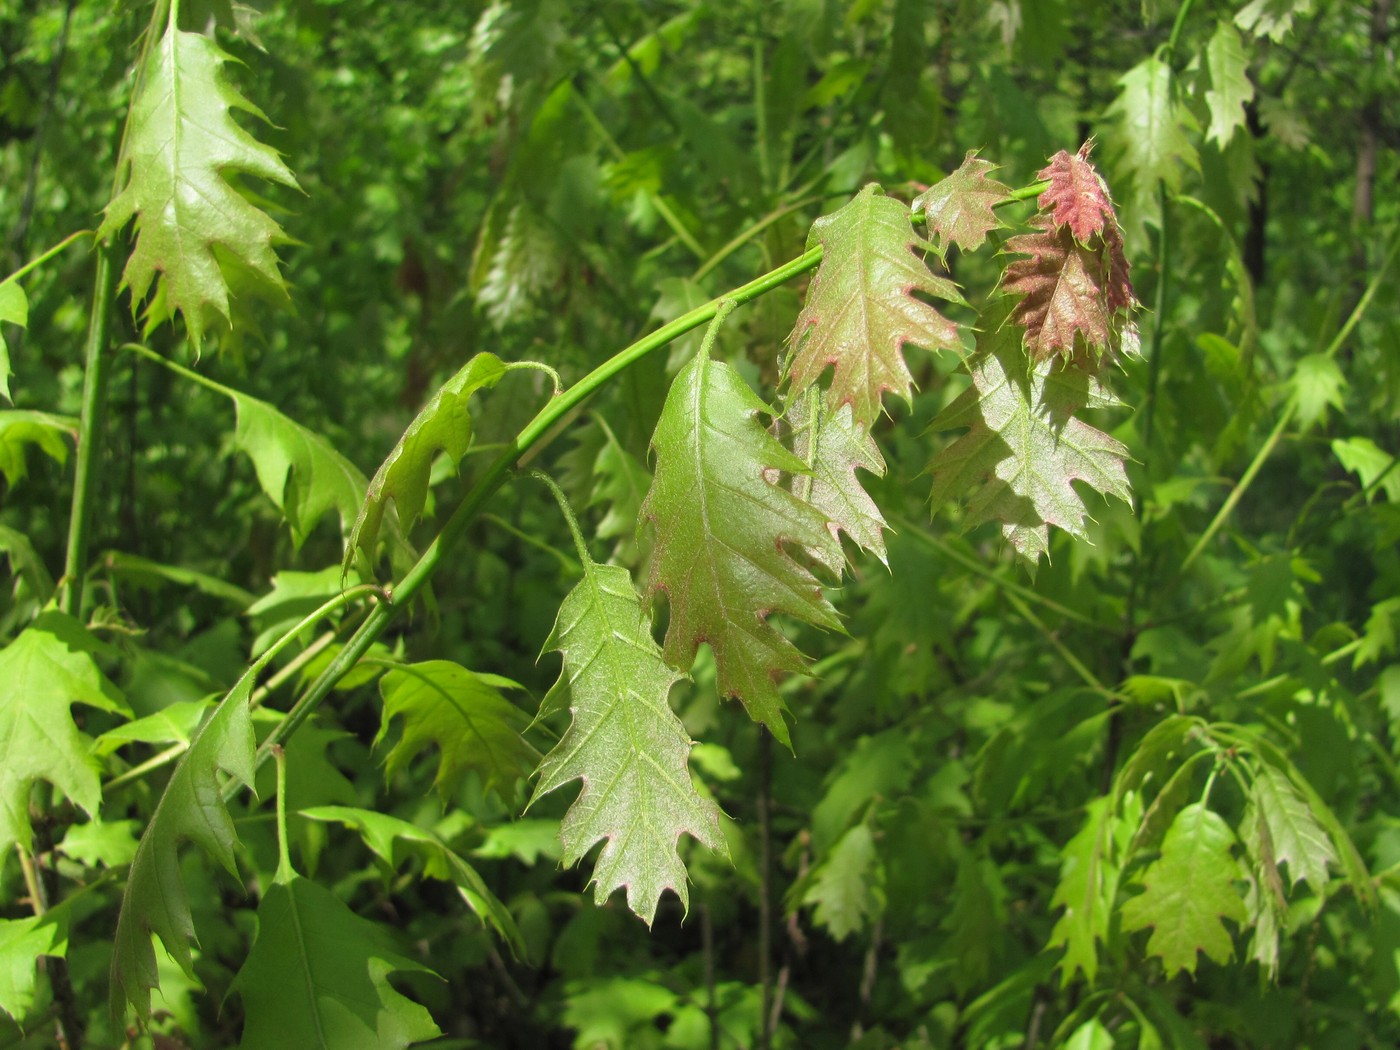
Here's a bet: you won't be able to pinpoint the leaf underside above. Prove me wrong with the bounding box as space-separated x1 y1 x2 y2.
532 555 725 924
786 184 964 429
99 27 298 350
642 349 840 745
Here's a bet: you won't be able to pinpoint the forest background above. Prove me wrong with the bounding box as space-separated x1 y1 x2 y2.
1 0 1398 1047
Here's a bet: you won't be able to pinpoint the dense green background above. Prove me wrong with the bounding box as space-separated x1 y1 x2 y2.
2 0 1398 1047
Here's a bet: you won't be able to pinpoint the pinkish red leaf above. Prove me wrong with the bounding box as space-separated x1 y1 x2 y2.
1036 144 1117 243
1003 217 1115 360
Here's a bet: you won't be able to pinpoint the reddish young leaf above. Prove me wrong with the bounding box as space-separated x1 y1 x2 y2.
1003 217 1117 361
1036 144 1116 244
786 185 963 429
913 151 1012 254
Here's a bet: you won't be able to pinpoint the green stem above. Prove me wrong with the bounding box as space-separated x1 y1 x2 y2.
1002 590 1114 698
271 745 292 881
60 239 119 618
1164 0 1197 63
3 230 92 284
257 177 1055 771
1178 224 1399 575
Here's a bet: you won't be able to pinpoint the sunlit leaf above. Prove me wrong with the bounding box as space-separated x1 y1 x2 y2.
1121 803 1248 977
532 554 725 923
786 184 964 428
913 150 1011 254
643 348 840 743
0 911 67 1023
1205 21 1254 146
0 278 27 402
99 25 298 350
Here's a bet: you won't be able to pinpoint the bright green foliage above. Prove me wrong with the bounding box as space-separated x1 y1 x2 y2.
0 913 67 1022
0 612 128 852
589 424 652 568
642 348 840 744
233 865 440 1049
233 391 368 546
0 410 74 488
1248 764 1334 892
111 676 256 1019
787 387 888 575
1121 803 1249 978
0 278 26 401
913 151 1011 254
376 660 535 801
796 822 884 941
1235 0 1315 41
99 24 297 350
929 332 1132 561
1105 56 1200 206
302 805 521 953
1290 354 1347 429
785 184 963 428
1065 1018 1114 1050
1332 437 1400 503
1049 797 1122 984
348 353 508 569
1204 21 1254 145
532 553 725 923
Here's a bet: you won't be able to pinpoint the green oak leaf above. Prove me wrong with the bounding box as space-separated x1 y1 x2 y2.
1331 437 1400 504
302 804 522 954
232 870 441 1050
1205 21 1254 146
590 420 653 569
1049 797 1122 985
111 675 256 1020
347 353 508 570
1105 56 1200 208
0 524 55 603
0 612 128 852
99 24 298 351
1249 764 1333 892
785 184 964 428
1120 803 1248 978
788 386 888 575
531 554 725 923
797 822 884 941
376 660 537 801
642 348 841 744
0 278 27 401
233 392 367 546
1235 0 1314 40
0 410 77 488
0 911 68 1022
928 325 1132 562
913 150 1012 254
1289 354 1346 430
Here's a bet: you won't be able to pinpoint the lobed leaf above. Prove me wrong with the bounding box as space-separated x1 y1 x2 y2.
1205 21 1254 146
797 823 884 942
532 554 725 924
0 612 128 853
787 386 888 576
1235 0 1315 41
1003 213 1133 362
232 873 441 1050
376 660 537 802
347 353 508 571
1120 803 1248 978
1034 145 1119 244
928 325 1132 563
642 348 841 744
1048 797 1120 985
1105 56 1200 204
99 26 298 350
913 151 1011 254
1248 764 1334 893
786 184 963 429
111 676 256 1020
